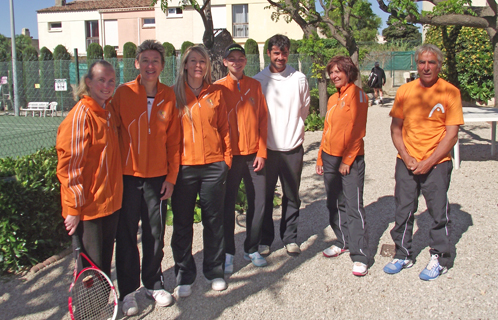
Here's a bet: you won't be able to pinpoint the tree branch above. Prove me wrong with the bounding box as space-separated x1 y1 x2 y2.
414 13 491 28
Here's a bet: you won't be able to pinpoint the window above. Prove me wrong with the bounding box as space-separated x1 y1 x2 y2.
232 5 248 38
143 18 155 27
49 22 62 32
167 7 183 18
86 20 99 48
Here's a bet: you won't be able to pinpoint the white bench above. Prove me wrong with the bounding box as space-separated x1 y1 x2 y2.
20 102 58 117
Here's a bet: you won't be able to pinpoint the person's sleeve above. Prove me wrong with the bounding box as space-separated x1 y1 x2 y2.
110 87 122 130
301 76 311 120
445 87 464 126
217 91 232 168
342 90 368 166
165 97 181 185
56 108 91 217
256 84 268 159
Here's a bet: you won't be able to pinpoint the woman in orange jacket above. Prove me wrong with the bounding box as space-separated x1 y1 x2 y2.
171 45 231 296
112 40 181 315
315 56 369 277
56 60 122 278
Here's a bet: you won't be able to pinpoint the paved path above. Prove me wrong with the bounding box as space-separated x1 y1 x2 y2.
1 101 497 319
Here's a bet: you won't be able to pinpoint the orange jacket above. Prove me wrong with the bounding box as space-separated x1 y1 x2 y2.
317 83 369 166
179 82 232 167
111 75 181 184
56 95 123 220
215 75 268 158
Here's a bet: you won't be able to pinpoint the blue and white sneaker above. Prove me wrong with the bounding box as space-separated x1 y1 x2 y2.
244 251 268 267
419 254 448 281
383 258 414 274
224 253 234 274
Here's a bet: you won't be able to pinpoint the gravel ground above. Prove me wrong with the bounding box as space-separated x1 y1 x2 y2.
1 98 497 319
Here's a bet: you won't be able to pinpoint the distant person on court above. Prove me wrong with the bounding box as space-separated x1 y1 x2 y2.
112 40 181 315
215 43 269 272
316 56 370 277
171 45 232 296
370 62 386 105
56 60 122 279
383 44 463 281
253 34 310 256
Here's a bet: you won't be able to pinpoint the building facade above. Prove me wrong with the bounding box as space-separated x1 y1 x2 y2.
37 0 304 56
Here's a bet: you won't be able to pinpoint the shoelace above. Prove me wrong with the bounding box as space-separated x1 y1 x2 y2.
426 254 440 270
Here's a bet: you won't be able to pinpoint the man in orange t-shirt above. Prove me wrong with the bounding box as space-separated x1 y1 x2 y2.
384 44 464 281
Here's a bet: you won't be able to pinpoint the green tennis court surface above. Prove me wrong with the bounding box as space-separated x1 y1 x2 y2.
0 114 64 158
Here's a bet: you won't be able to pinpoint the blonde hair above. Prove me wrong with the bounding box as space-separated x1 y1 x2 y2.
74 60 114 100
174 45 212 119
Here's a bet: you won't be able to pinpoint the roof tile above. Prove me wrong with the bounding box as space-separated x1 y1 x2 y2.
37 0 153 13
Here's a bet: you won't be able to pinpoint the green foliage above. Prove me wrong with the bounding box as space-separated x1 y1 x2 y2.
123 42 138 82
103 45 117 59
53 45 73 111
181 41 194 54
382 16 421 46
0 148 68 273
163 42 176 57
263 38 270 66
22 46 38 61
22 47 39 104
305 113 325 131
425 26 494 103
309 86 337 115
39 47 55 103
298 34 346 80
87 43 104 68
245 39 260 77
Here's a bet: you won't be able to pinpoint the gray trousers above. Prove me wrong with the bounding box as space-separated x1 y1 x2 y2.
224 153 266 255
322 151 368 264
391 158 452 267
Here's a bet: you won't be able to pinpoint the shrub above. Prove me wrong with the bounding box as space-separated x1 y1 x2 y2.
87 43 103 60
123 42 139 82
163 42 176 57
39 47 55 103
181 41 194 55
305 113 325 131
244 39 260 76
22 47 39 104
0 148 68 273
53 45 73 111
103 45 120 86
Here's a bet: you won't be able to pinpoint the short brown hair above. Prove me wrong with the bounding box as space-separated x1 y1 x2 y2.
326 56 359 83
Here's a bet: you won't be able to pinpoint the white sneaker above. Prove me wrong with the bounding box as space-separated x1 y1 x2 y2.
122 292 138 316
176 284 192 298
352 262 368 276
322 245 348 258
210 278 227 291
285 243 301 254
145 289 173 307
225 253 234 274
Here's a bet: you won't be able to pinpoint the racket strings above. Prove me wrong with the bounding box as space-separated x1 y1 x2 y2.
71 269 115 320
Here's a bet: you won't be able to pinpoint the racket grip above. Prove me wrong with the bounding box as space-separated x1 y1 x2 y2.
72 234 81 255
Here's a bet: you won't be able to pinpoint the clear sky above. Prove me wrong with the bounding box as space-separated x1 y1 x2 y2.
0 0 392 39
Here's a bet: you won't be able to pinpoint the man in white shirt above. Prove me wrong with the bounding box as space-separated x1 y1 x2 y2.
253 34 310 255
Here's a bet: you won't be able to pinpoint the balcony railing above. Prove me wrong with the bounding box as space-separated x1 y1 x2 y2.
232 23 248 38
86 37 100 48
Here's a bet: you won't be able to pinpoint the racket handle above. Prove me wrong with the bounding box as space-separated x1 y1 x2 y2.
72 234 81 255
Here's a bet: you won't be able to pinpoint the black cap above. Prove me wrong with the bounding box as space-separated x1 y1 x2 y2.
375 61 380 66
224 44 245 59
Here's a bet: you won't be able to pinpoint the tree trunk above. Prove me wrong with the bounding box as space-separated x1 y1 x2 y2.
208 29 233 81
318 73 328 116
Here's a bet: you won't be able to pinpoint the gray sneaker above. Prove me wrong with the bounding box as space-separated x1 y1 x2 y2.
145 289 173 307
122 292 138 316
258 245 271 256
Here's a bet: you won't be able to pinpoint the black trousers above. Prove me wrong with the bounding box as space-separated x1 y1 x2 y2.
171 162 228 285
322 152 369 264
115 175 167 300
261 145 304 246
224 153 266 255
391 158 452 267
76 210 119 278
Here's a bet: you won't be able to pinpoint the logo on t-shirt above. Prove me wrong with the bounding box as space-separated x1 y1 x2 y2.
428 103 445 118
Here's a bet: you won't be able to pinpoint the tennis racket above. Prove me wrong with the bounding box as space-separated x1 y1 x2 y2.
68 234 118 320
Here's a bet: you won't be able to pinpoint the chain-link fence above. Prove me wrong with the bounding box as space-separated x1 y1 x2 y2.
361 51 417 87
0 54 313 159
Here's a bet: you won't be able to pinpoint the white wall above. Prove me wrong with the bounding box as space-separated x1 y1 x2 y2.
37 11 100 54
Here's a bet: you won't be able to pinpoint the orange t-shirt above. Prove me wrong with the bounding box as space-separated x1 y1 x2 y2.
390 78 464 163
